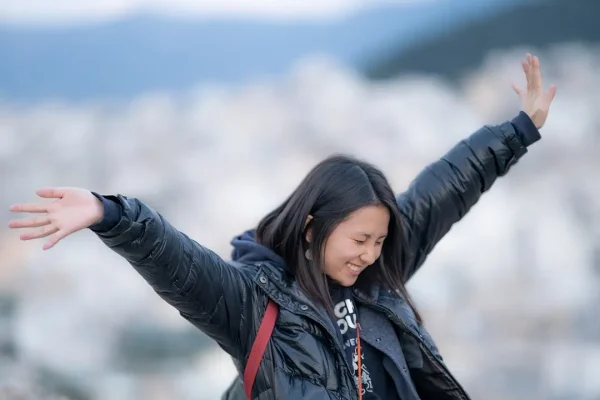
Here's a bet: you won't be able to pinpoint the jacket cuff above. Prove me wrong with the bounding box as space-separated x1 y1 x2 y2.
511 111 541 147
89 192 122 233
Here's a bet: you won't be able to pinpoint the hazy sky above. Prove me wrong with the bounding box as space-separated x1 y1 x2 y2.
0 0 431 25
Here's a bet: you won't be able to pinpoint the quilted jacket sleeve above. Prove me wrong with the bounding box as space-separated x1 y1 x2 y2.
397 112 541 281
89 195 251 358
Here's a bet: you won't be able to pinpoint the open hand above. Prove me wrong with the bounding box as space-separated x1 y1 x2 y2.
512 53 557 129
8 187 104 250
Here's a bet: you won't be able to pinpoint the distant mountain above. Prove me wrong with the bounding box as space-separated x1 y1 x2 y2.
0 0 523 102
364 0 597 82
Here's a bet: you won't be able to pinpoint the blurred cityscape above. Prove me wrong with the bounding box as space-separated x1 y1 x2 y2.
1 0 599 399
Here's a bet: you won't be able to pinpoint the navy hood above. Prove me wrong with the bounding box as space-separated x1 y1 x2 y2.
231 229 287 268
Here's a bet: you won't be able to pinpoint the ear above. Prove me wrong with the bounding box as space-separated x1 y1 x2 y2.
304 215 314 243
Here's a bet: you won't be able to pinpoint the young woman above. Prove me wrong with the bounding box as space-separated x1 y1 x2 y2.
8 54 556 400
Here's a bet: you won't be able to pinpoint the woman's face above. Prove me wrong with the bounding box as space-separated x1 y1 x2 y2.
318 205 389 286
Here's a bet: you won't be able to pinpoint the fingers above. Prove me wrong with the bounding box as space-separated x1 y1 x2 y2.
531 55 542 91
37 187 65 199
10 202 49 213
8 213 70 250
9 188 73 251
43 231 67 251
19 224 59 241
10 187 63 213
521 53 549 95
521 60 531 93
523 53 540 92
526 53 533 66
7 216 51 229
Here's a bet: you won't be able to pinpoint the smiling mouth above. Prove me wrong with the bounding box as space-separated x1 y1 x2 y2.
346 263 365 273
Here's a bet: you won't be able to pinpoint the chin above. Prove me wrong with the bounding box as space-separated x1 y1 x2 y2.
337 276 359 287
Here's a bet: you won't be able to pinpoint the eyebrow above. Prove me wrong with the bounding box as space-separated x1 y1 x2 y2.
357 233 388 239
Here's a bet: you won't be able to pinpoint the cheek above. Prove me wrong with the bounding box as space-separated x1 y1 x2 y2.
324 242 360 267
374 246 383 259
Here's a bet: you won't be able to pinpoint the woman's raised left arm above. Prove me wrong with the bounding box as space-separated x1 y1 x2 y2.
397 53 556 280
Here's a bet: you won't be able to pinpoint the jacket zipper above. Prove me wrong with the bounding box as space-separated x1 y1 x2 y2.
297 309 361 398
256 267 360 398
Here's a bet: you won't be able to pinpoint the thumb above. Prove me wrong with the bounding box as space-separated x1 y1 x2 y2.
36 187 66 199
43 230 67 251
511 83 524 97
545 84 557 104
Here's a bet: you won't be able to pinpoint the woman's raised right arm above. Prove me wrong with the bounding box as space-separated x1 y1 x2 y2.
9 188 252 358
90 193 253 356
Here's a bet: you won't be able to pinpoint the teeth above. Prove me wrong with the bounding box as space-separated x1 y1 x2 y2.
347 263 362 272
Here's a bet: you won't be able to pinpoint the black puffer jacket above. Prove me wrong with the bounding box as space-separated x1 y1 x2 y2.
91 112 540 400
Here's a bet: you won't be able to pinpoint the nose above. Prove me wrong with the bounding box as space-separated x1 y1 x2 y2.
359 244 380 266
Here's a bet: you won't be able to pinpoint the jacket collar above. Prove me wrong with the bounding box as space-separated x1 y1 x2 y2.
255 260 422 343
256 261 403 316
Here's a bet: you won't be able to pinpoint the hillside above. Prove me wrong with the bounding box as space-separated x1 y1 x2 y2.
0 0 521 102
364 0 598 82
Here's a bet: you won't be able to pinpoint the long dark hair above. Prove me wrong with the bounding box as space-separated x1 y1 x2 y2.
256 154 421 322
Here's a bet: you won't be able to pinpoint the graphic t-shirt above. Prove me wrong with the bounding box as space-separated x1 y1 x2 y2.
329 284 399 400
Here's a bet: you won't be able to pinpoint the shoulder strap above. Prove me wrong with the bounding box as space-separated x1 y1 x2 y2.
243 299 279 399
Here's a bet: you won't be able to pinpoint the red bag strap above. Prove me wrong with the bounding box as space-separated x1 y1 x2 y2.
244 299 279 399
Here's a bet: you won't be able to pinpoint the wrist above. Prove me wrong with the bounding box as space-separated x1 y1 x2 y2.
524 109 544 130
88 193 123 233
511 111 541 147
91 196 104 226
